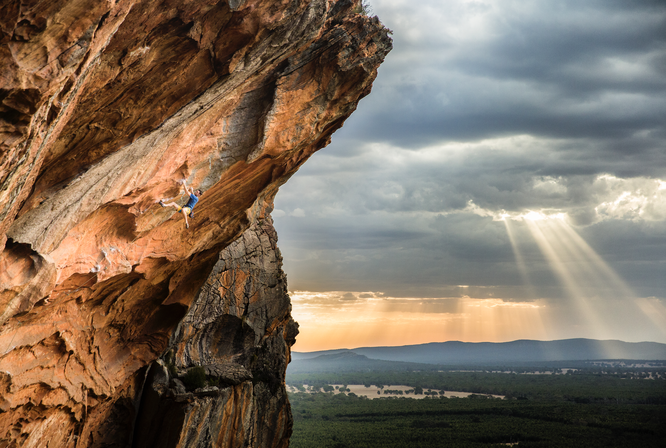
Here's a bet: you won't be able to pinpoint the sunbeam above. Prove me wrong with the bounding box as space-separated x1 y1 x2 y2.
524 217 611 341
505 211 666 349
635 297 666 339
503 218 532 289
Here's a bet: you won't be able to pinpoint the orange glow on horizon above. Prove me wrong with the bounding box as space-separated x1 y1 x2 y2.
289 291 549 352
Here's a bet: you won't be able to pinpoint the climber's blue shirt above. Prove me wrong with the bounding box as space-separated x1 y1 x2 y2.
185 194 199 210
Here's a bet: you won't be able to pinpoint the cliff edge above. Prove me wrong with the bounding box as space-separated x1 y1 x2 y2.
0 0 391 446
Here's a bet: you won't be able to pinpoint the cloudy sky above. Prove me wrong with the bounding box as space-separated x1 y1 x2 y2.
273 0 666 351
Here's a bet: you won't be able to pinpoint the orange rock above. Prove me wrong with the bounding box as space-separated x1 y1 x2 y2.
0 0 391 446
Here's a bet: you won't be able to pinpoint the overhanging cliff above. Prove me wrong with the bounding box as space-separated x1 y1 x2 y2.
0 0 391 446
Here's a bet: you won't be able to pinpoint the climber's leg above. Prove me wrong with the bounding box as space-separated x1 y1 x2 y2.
181 207 191 229
160 200 181 211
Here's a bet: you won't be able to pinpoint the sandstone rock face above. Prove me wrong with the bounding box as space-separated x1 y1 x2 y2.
0 0 391 446
132 217 298 447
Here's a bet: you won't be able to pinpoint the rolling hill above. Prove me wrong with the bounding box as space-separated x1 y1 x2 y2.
291 338 666 369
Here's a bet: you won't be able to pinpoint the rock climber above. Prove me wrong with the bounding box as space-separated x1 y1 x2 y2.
160 183 202 229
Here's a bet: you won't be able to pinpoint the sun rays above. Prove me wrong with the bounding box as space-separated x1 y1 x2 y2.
287 210 666 352
503 210 666 351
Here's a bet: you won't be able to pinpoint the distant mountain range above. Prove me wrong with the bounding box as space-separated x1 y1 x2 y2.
288 351 439 374
291 339 666 368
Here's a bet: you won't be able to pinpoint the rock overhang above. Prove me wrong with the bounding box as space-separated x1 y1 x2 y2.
0 0 391 446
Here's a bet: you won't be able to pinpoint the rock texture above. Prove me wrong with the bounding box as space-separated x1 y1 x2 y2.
0 0 391 446
133 217 297 448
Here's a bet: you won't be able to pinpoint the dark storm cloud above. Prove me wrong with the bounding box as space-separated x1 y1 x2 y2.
273 0 666 308
275 207 560 297
276 137 660 220
340 0 666 156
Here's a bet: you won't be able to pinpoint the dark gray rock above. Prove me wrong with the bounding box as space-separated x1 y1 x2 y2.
133 218 297 448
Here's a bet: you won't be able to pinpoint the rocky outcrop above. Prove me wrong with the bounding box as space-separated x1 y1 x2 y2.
0 0 391 446
132 217 297 447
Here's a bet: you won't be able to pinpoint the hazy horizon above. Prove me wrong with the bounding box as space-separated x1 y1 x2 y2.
291 336 666 354
274 0 666 352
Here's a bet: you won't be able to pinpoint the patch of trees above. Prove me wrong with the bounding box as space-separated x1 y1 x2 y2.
289 389 666 448
287 366 666 404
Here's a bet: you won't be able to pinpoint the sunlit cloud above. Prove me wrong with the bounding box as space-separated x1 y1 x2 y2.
594 175 666 222
463 174 666 226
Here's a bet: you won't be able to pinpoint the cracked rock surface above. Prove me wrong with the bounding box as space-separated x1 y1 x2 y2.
0 0 391 446
133 218 297 447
